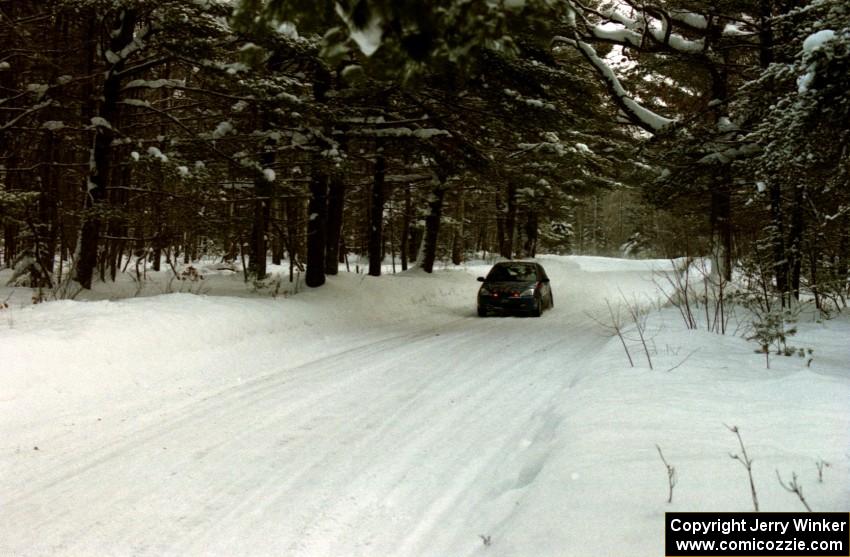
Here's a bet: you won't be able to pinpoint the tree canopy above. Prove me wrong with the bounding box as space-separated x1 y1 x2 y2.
1 0 847 308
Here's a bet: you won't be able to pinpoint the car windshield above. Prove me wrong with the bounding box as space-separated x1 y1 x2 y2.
487 265 537 282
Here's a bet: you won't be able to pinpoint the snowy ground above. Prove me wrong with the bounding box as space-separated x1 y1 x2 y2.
1 255 847 556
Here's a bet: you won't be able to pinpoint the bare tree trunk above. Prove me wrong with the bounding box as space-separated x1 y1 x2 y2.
524 210 538 258
788 184 805 300
35 10 67 282
106 162 130 281
3 224 17 268
305 173 328 287
248 114 278 278
837 214 849 279
284 198 301 267
409 227 423 266
501 183 517 259
421 181 446 274
184 233 192 264
271 202 283 265
400 184 411 271
36 131 61 284
325 177 344 275
768 182 789 304
151 234 163 272
74 10 137 289
759 0 791 304
495 194 506 259
451 187 465 265
306 59 332 286
248 168 273 280
710 188 733 282
368 151 386 277
809 234 821 309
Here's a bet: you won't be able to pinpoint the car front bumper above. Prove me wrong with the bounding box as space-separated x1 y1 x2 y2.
478 295 537 313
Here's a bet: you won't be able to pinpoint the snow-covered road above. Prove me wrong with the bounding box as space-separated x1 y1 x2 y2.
2 256 847 556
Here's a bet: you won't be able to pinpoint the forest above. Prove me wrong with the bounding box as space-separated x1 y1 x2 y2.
1 0 848 307
2 2 849 555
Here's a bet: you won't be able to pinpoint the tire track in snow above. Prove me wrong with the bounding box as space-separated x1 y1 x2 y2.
3 317 523 554
264 321 601 556
2 257 671 556
169 317 564 555
2 324 467 517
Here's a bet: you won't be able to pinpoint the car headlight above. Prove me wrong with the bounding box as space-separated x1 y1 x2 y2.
479 286 491 295
521 287 536 297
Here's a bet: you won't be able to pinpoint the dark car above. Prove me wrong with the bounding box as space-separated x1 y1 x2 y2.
476 261 554 317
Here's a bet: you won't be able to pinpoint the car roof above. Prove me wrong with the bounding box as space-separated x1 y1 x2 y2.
494 261 537 267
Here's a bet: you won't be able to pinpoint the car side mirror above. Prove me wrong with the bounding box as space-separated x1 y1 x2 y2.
541 278 550 283
477 277 486 282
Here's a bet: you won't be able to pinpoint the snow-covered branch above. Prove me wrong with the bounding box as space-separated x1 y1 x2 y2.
117 56 174 79
122 79 259 104
552 35 674 133
0 100 52 131
590 3 705 54
556 1 764 134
